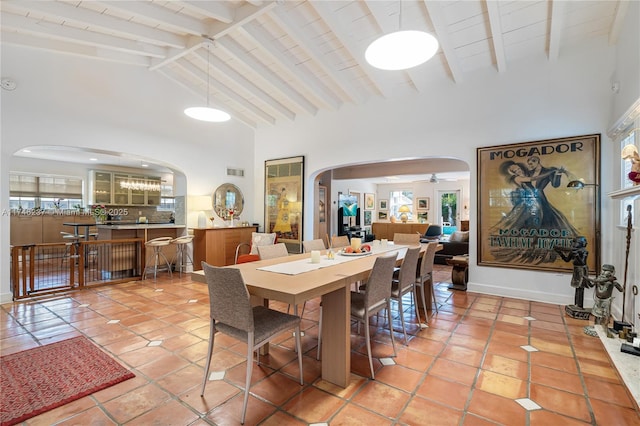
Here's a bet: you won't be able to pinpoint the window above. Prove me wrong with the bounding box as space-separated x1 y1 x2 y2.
10 173 84 210
389 190 413 221
621 131 637 190
158 197 175 211
619 127 637 225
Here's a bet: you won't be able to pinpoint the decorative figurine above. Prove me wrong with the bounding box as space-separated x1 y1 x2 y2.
588 264 623 325
622 145 640 185
554 236 592 319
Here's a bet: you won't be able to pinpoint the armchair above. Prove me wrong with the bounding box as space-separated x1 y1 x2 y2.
234 232 277 264
420 225 442 242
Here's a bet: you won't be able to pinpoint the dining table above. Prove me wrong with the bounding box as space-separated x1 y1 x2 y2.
191 242 442 388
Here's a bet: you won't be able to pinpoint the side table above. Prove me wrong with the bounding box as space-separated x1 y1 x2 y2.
446 255 468 291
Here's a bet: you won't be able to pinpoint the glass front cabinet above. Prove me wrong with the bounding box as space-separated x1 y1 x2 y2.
90 170 161 206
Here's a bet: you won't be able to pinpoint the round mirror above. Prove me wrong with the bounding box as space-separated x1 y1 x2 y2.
213 183 244 217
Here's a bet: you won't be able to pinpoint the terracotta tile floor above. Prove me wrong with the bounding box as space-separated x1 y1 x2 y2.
2 265 639 425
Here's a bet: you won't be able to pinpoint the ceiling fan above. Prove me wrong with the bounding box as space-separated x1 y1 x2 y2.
415 173 459 183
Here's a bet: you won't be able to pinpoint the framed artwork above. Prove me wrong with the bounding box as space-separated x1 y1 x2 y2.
318 185 326 224
364 193 375 210
364 210 372 226
477 134 600 273
265 156 304 252
378 211 388 220
379 199 388 210
417 197 429 210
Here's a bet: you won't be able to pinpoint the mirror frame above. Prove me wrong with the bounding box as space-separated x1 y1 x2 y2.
213 183 244 218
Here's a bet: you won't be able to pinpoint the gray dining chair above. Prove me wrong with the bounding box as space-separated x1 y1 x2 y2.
415 242 440 324
200 262 303 425
331 235 350 249
391 246 421 344
350 254 398 379
257 242 289 260
303 238 326 252
393 233 421 245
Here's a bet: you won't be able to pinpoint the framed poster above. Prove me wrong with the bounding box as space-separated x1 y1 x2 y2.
364 210 372 226
477 134 600 273
379 199 388 210
318 185 326 224
265 156 304 252
378 211 388 220
364 193 375 210
417 197 429 210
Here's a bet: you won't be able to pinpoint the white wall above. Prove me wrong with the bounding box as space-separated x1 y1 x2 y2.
255 39 617 307
0 46 256 303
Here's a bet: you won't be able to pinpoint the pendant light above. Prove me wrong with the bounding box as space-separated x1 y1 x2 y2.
184 42 231 122
365 1 438 71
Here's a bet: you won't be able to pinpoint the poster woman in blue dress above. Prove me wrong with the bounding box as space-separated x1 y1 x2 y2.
490 160 578 264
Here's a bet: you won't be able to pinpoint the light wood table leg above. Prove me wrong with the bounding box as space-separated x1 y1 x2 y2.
321 283 350 387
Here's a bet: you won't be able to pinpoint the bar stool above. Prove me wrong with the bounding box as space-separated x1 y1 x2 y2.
60 231 83 265
143 237 173 280
170 235 194 276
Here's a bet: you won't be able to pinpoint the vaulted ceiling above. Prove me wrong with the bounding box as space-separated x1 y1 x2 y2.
1 0 629 129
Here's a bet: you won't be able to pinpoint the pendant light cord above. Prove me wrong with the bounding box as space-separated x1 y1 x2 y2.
206 43 211 108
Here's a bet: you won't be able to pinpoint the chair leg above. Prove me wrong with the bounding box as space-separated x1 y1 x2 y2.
419 281 429 325
386 299 397 357
413 286 422 325
364 317 375 379
295 324 303 385
242 331 254 425
200 319 216 396
429 276 438 313
397 295 408 345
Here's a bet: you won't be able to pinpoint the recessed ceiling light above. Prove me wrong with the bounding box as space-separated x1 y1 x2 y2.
141 163 149 167
89 158 98 161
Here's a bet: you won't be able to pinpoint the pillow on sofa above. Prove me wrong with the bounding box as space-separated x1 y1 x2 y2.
449 231 469 242
249 232 277 255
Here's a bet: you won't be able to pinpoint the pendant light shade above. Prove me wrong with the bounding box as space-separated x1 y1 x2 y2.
365 30 439 71
184 106 230 122
184 42 231 123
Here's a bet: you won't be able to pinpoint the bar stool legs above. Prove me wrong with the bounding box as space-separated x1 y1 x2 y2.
143 237 173 281
170 236 194 277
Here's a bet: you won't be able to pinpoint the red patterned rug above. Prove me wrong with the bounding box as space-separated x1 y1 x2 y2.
0 336 134 426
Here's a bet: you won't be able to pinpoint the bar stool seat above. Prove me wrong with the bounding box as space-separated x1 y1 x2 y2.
143 237 173 280
170 235 194 276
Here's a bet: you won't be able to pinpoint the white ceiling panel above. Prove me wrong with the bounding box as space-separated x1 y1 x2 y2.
1 0 625 128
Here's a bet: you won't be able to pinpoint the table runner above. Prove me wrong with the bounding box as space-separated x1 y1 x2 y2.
257 244 408 275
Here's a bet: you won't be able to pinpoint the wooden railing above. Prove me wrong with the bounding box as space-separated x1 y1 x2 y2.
10 238 145 300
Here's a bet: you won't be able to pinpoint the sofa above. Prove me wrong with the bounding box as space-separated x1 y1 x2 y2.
434 231 469 265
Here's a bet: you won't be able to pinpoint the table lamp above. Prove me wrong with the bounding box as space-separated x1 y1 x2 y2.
191 196 212 228
398 205 411 223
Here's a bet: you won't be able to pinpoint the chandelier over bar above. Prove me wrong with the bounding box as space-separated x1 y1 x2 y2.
120 180 161 192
